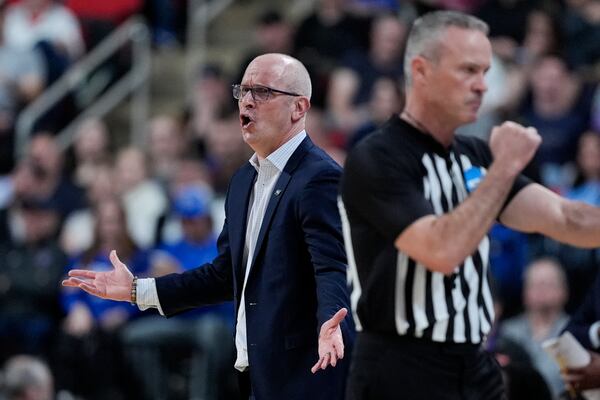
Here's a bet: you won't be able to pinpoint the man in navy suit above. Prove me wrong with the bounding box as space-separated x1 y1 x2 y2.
63 53 354 400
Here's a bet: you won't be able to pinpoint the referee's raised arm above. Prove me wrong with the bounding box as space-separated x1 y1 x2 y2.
394 122 539 275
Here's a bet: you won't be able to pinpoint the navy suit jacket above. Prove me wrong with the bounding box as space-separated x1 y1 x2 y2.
566 271 600 350
155 137 355 399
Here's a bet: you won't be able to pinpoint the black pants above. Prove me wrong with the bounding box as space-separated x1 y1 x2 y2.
238 370 255 400
346 332 506 400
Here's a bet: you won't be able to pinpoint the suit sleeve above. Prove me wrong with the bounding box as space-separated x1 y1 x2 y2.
155 214 235 317
565 273 600 350
299 164 353 334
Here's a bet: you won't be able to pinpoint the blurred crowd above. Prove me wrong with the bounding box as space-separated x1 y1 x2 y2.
0 0 598 399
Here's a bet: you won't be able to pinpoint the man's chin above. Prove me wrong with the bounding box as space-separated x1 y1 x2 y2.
241 127 252 137
242 131 257 144
462 111 479 125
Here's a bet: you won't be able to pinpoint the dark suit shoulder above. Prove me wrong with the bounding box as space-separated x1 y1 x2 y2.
300 141 342 178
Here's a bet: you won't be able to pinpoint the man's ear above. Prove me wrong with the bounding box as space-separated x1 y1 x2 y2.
412 55 429 85
291 97 311 122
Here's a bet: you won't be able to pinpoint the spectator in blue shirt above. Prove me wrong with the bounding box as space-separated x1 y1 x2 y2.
57 197 149 399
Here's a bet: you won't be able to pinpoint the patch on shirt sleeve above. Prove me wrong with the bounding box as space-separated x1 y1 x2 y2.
463 166 486 193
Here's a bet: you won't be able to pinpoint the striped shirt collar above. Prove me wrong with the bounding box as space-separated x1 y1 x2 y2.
249 130 307 172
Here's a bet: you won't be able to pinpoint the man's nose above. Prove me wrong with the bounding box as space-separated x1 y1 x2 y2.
473 73 487 93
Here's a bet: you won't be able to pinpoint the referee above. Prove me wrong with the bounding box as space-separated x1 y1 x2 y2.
340 11 600 400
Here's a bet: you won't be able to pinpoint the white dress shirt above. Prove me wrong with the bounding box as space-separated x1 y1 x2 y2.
589 321 600 349
137 131 307 371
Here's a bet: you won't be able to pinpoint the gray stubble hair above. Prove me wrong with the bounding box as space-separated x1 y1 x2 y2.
403 11 489 87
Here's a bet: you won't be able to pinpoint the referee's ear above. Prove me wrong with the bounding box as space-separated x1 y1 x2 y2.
411 55 430 87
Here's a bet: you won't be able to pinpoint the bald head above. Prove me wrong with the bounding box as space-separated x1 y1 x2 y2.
238 53 312 157
245 53 312 100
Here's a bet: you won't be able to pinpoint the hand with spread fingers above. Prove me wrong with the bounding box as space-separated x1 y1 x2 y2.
563 351 600 392
62 250 134 302
311 308 348 374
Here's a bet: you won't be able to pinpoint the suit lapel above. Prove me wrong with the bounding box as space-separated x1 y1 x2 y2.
248 137 313 271
229 163 256 280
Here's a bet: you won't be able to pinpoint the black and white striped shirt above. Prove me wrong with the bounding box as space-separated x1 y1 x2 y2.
340 115 530 344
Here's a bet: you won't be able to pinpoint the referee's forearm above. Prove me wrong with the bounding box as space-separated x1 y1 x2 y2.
555 200 600 247
397 162 518 274
433 163 517 268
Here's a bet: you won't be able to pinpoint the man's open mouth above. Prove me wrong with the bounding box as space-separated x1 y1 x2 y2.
241 115 253 127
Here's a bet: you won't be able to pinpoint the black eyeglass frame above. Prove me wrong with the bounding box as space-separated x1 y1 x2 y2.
232 84 302 102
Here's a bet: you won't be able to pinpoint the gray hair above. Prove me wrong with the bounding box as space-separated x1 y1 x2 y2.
403 11 489 87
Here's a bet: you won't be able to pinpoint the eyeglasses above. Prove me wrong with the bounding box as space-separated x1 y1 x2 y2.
232 84 301 102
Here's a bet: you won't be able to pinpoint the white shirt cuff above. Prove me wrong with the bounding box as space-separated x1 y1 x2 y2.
136 278 165 316
588 321 600 349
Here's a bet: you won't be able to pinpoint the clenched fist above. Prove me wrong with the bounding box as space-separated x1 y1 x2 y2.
489 121 541 177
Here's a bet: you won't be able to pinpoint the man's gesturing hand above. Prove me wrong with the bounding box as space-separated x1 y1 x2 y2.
62 250 134 302
311 308 348 374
